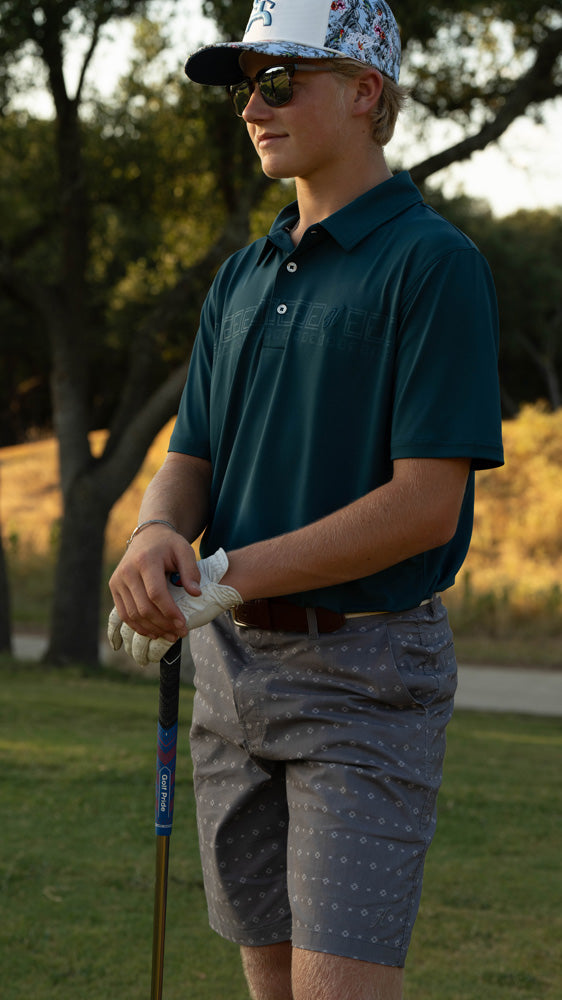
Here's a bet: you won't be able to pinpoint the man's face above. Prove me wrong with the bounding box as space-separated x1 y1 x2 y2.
238 52 352 184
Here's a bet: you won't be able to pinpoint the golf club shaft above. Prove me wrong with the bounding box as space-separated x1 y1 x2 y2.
151 639 182 1000
151 837 171 1000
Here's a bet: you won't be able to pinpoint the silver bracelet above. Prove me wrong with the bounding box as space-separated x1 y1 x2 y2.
126 519 178 547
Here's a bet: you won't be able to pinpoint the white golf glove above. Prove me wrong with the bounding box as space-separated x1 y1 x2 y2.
108 548 242 667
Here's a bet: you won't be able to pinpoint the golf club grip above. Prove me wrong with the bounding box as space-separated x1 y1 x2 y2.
155 639 182 836
159 639 182 729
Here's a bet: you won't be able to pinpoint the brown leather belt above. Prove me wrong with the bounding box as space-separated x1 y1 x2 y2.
232 596 435 634
232 598 346 634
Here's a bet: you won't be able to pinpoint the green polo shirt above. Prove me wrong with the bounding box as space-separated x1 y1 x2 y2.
169 172 504 612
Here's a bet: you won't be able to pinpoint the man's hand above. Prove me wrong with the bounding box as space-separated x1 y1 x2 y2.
108 521 203 641
108 548 242 666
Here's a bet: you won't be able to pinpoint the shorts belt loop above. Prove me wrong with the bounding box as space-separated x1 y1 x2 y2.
306 607 319 640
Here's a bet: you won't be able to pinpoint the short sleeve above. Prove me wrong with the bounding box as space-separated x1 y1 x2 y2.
391 247 504 470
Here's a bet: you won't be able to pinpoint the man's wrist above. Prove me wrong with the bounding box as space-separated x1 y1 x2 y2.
126 519 178 547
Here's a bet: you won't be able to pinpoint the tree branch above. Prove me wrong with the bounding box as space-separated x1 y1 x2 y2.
97 361 190 511
74 19 101 102
410 25 562 184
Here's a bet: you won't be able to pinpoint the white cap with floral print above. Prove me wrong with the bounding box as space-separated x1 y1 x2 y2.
185 0 401 86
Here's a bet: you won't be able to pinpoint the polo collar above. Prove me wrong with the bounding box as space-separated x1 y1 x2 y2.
263 172 423 260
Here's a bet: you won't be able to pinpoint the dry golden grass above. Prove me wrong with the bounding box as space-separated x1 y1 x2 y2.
447 404 562 636
1 405 561 655
0 421 175 558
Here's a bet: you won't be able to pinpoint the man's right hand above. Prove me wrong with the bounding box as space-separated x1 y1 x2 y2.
108 522 200 644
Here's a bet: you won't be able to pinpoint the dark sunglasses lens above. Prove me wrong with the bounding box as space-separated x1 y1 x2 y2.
229 67 293 116
230 81 251 116
259 67 293 107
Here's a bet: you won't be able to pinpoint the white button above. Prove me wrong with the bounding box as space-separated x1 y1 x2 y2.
277 304 288 315
287 262 297 273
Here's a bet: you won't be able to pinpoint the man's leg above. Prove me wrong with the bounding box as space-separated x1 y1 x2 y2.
240 944 403 1000
241 942 293 1000
292 949 403 1000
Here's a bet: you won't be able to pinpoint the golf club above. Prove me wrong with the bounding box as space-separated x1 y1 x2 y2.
151 637 182 1000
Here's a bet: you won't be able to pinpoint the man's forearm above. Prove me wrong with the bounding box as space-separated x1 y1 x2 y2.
137 451 212 543
224 458 470 602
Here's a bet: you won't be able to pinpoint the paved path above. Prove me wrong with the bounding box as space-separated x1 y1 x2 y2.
10 633 562 718
455 663 562 717
12 632 113 664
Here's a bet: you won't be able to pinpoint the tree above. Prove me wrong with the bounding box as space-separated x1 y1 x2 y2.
0 0 560 664
0 115 55 444
0 0 269 664
398 1 562 184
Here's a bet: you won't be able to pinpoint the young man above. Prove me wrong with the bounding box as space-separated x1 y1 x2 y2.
109 2 504 997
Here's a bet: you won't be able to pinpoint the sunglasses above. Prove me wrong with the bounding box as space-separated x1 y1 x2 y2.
227 63 328 117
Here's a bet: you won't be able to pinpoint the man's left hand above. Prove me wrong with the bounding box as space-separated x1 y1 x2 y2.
108 548 242 666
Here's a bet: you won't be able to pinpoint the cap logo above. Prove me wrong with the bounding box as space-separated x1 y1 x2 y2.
244 0 331 49
247 1 276 30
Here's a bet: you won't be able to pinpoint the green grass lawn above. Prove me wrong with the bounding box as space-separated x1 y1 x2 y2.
0 661 560 1000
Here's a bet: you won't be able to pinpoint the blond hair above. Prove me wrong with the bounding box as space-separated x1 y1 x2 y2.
316 58 409 146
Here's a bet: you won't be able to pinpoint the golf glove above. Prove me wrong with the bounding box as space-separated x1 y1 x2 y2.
108 548 242 667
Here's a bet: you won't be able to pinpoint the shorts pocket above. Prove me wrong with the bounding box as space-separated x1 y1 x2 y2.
383 610 457 709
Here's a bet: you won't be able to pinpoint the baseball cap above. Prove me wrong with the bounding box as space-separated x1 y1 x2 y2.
185 0 401 86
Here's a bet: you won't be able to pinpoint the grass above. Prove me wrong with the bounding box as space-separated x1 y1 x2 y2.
0 661 248 1000
0 660 560 1000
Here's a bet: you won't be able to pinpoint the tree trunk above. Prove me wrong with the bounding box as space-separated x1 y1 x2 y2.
43 361 191 666
45 470 109 666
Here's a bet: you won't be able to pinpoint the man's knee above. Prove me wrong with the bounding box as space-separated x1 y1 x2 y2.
291 948 404 1000
241 941 293 1000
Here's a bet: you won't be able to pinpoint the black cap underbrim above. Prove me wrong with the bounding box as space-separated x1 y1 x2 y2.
185 44 247 86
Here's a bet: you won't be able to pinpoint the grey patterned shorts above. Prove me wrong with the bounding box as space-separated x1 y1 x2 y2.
188 596 457 967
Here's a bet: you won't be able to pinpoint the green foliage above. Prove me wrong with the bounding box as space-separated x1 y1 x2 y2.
0 114 54 440
399 0 561 117
0 13 266 440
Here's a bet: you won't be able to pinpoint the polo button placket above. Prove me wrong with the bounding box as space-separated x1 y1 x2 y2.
287 262 298 273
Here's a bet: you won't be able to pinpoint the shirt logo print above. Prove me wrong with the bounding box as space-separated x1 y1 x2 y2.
247 0 276 29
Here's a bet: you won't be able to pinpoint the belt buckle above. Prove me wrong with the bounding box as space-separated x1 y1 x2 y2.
232 607 250 628
232 599 271 630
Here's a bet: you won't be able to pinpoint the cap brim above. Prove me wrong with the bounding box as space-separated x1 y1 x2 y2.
185 44 245 86
185 41 341 86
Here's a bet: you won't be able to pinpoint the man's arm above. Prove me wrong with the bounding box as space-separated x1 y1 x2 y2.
222 457 471 602
111 454 469 646
109 452 212 641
